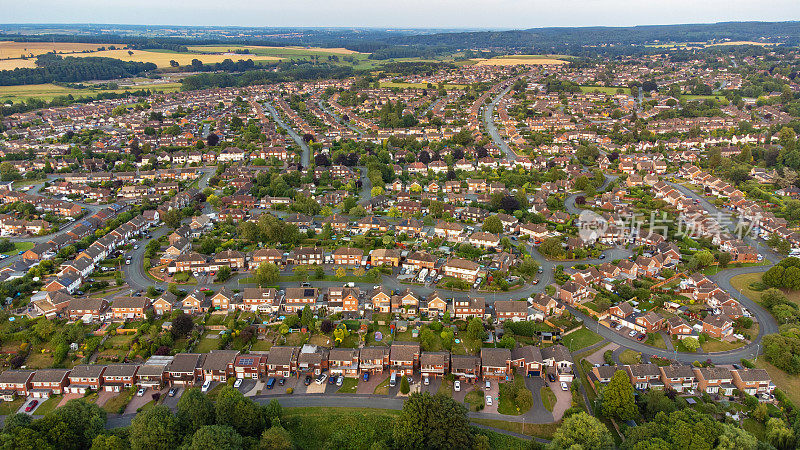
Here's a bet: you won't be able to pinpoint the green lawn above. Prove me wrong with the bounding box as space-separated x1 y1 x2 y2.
618 349 642 365
2 241 33 256
755 359 800 406
563 326 603 351
580 85 628 95
469 418 559 440
194 333 221 353
0 398 25 414
336 377 358 394
497 376 531 415
742 418 765 440
465 388 485 411
701 338 745 353
649 332 667 349
102 389 136 414
540 386 557 412
34 395 62 415
373 376 391 395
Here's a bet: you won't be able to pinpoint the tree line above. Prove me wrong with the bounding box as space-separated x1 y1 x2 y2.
0 53 156 86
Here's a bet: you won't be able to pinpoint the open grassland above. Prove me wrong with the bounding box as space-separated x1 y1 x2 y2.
68 49 280 68
187 45 364 56
755 359 800 405
0 59 37 70
475 55 570 66
0 81 182 102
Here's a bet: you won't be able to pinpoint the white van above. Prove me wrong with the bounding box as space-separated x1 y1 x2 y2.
390 373 397 387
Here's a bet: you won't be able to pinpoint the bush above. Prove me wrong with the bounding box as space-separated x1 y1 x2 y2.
285 388 293 394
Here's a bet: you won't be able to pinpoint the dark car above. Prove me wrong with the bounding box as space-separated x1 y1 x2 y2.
168 388 178 397
637 334 646 341
363 372 370 382
278 378 286 386
547 374 556 382
304 375 312 386
328 374 337 385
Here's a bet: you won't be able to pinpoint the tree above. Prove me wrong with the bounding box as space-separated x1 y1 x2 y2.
716 423 758 450
189 425 243 450
259 422 292 450
300 305 313 328
214 386 264 437
548 411 613 450
91 435 128 450
400 375 410 394
681 336 700 352
718 252 732 268
538 237 564 258
172 313 194 338
766 418 795 450
393 393 473 450
481 215 503 234
335 267 346 279
467 317 486 341
253 263 280 287
177 388 215 434
215 266 232 282
130 405 179 450
601 370 637 421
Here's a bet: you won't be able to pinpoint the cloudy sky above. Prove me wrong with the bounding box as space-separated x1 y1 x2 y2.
3 0 800 29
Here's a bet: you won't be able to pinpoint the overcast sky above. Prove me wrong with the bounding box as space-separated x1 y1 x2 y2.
3 0 800 29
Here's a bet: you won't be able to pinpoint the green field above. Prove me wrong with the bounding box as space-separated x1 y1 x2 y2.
540 386 556 412
563 326 603 351
3 241 33 256
0 82 181 102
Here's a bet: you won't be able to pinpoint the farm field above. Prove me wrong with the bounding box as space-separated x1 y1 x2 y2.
474 55 569 66
187 45 364 56
68 49 281 68
0 58 37 70
0 81 182 102
0 41 119 59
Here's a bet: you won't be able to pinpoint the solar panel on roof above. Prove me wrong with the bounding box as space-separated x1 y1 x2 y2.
238 357 254 365
304 289 315 296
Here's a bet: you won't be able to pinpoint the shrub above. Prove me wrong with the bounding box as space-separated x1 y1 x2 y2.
285 388 293 394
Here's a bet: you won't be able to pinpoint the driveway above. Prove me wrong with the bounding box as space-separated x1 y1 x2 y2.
483 380 499 414
57 392 84 407
94 390 117 407
522 376 555 423
19 397 40 415
161 387 183 410
357 373 387 395
546 379 572 421
420 376 442 395
585 343 620 365
124 387 164 414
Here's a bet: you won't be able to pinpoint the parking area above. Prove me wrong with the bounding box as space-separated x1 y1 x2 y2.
124 387 166 414
607 321 646 342
546 378 573 421
482 380 499 413
94 390 118 407
19 397 42 415
356 373 386 394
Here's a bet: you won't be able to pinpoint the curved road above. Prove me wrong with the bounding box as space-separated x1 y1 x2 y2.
260 100 311 168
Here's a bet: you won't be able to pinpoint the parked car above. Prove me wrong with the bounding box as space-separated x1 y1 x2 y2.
137 387 146 397
628 330 637 337
336 376 343 386
168 387 178 397
560 382 569 391
485 395 493 406
328 374 337 385
233 379 242 389
637 334 646 341
363 372 370 382
485 380 491 390
615 324 623 331
304 375 312 386
316 374 327 385
278 378 286 386
454 380 461 392
201 380 211 392
25 400 38 412
423 376 430 386
548 374 556 382
266 377 276 390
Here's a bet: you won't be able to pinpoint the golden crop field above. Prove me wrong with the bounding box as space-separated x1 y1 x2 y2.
187 45 363 55
0 41 117 59
0 58 37 70
0 82 182 102
474 56 569 66
67 49 281 68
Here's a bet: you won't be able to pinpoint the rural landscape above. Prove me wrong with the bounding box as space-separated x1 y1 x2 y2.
1 4 800 450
